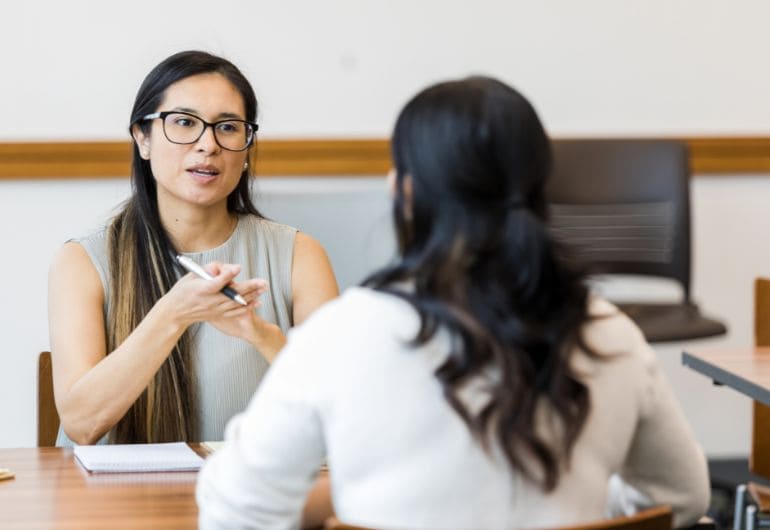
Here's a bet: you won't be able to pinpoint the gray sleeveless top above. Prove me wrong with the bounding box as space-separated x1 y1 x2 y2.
56 215 297 446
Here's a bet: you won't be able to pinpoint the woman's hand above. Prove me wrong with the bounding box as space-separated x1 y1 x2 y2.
204 267 268 341
163 262 260 328
210 309 286 362
192 263 287 361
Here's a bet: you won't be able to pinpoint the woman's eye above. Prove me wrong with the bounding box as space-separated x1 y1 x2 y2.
217 122 241 134
175 118 194 127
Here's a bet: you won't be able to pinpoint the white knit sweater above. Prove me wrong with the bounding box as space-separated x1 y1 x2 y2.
197 287 710 530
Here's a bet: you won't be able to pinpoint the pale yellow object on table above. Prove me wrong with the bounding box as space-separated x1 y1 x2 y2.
0 467 14 481
201 441 225 454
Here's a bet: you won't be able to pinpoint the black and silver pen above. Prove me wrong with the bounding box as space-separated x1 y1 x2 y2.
175 255 248 306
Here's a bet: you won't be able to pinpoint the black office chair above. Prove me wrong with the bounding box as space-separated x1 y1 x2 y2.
546 139 726 343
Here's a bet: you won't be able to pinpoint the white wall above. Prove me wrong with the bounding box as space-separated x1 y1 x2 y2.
2 2 770 454
5 1 770 139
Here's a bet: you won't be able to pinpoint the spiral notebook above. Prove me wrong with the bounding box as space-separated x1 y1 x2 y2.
73 442 204 473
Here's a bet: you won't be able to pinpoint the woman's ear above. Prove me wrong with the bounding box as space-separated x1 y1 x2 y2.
131 123 151 160
387 169 412 201
402 174 413 206
386 168 397 197
402 175 413 221
388 169 413 220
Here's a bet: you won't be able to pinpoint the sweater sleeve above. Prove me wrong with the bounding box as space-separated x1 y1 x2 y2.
619 341 711 527
196 326 327 530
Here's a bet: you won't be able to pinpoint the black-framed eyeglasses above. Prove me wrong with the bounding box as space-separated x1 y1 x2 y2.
142 111 259 152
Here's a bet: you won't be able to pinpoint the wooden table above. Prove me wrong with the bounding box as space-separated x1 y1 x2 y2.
683 347 770 518
682 347 770 406
0 445 209 529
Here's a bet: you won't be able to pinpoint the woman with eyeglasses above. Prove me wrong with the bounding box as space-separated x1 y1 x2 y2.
196 76 709 529
47 50 338 446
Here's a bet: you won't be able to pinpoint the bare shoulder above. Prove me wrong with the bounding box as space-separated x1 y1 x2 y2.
51 240 92 266
49 241 104 302
48 241 104 318
292 232 335 278
293 232 327 261
291 233 339 325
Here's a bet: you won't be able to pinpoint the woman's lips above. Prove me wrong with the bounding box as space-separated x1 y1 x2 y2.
187 165 220 183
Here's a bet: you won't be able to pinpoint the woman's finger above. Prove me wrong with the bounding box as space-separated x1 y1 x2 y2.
221 306 253 318
228 281 269 301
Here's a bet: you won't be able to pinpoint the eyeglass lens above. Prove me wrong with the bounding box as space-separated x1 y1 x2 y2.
162 113 253 151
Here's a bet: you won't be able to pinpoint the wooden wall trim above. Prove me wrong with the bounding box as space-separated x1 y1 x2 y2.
0 142 133 179
685 137 770 174
254 139 390 177
0 137 769 179
0 139 392 179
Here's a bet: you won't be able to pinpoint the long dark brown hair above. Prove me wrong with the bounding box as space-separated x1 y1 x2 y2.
365 76 594 491
108 50 262 443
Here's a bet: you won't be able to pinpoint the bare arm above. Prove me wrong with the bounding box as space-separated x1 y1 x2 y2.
291 232 339 325
234 233 339 363
48 242 254 444
301 473 334 529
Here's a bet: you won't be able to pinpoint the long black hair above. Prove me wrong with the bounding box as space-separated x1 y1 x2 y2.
107 50 262 443
365 76 593 491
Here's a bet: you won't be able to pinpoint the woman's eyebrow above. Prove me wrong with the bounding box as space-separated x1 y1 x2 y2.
170 106 198 114
169 107 244 120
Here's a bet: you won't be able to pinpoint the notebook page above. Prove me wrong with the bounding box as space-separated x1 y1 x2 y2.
73 442 203 473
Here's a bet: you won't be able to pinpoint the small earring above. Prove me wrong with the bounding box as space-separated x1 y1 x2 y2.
243 161 249 171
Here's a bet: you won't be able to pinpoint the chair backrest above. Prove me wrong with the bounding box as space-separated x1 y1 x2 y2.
751 278 770 477
323 506 673 530
37 351 60 447
547 139 691 301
